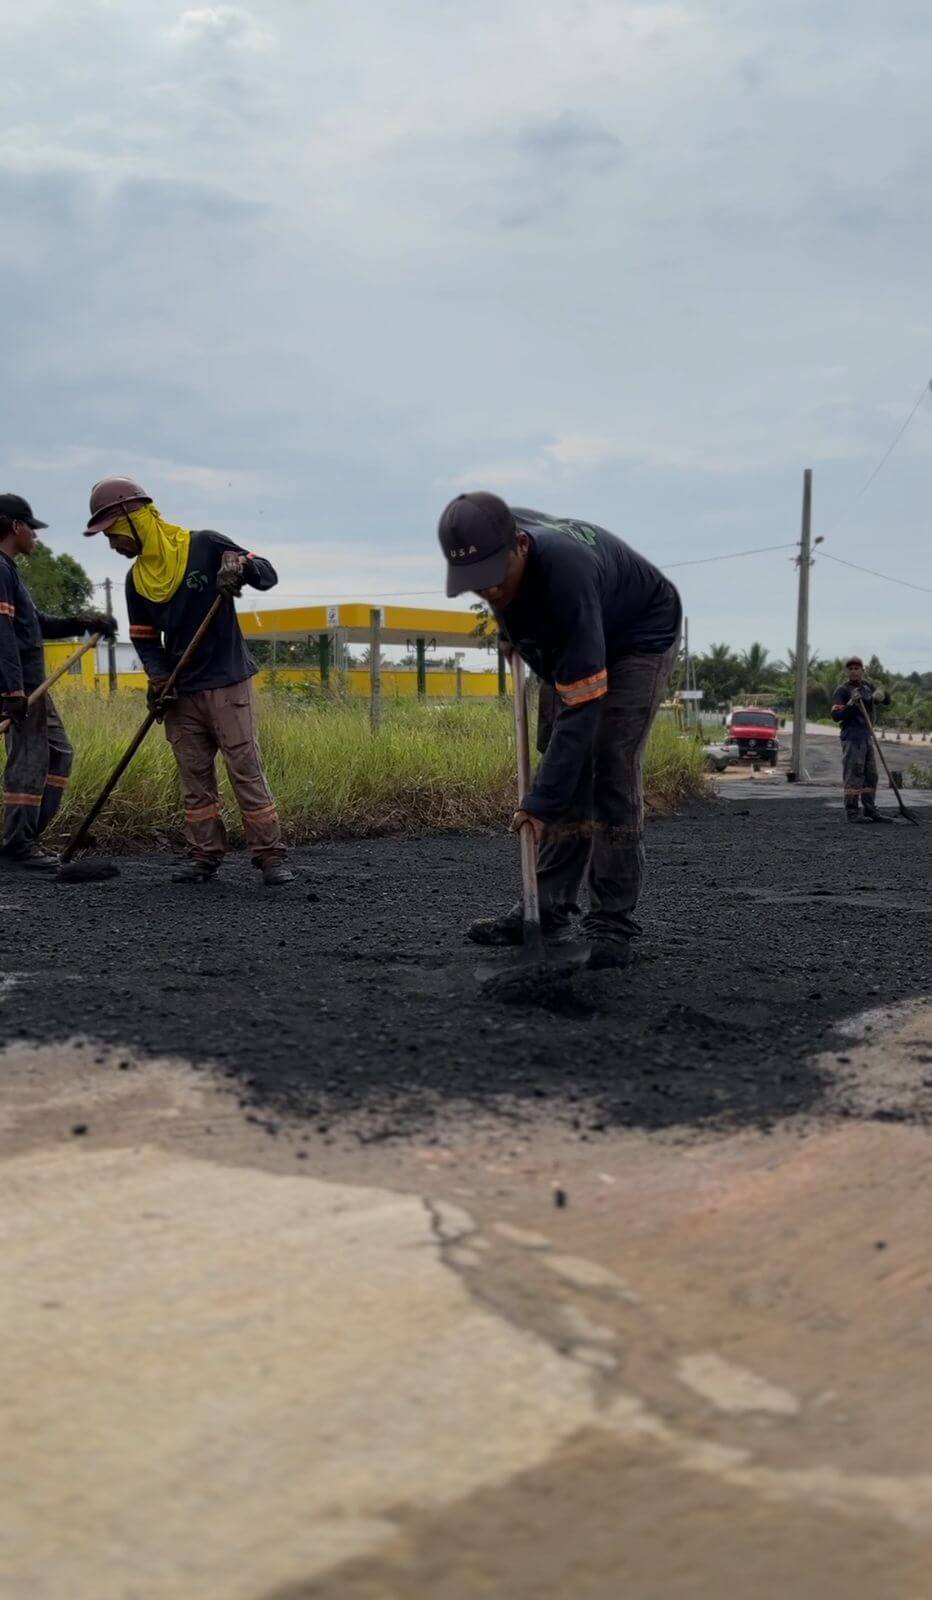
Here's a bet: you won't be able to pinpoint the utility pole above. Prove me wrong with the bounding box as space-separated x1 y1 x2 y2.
790 468 813 782
103 577 117 694
682 615 692 728
369 608 382 733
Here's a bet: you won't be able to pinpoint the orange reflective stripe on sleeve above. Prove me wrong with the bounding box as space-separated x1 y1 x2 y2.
129 625 159 639
0 601 16 618
555 668 608 707
185 802 222 823
3 791 43 807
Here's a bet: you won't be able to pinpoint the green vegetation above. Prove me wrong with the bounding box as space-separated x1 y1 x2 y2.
32 693 708 849
17 541 94 616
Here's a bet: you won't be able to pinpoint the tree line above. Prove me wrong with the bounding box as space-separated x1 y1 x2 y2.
685 642 932 730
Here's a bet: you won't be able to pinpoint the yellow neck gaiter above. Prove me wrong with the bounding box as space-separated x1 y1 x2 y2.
113 504 192 605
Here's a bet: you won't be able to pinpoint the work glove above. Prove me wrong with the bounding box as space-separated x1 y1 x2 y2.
1 693 28 726
847 687 863 704
73 611 118 638
217 551 247 598
146 680 178 722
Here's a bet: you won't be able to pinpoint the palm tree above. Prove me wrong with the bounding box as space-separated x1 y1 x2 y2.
774 646 820 677
739 642 772 693
694 642 743 707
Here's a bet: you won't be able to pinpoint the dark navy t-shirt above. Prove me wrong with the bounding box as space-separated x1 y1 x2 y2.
125 530 277 692
494 510 681 819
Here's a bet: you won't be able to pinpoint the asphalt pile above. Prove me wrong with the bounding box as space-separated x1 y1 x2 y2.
0 798 929 1137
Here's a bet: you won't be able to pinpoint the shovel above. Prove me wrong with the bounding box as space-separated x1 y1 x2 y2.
57 596 225 882
477 654 588 1002
0 634 101 735
855 697 921 826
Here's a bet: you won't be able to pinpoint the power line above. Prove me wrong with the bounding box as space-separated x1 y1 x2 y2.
664 541 797 569
824 378 932 536
820 551 932 595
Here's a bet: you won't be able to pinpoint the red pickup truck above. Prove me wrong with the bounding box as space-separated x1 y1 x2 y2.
724 707 781 767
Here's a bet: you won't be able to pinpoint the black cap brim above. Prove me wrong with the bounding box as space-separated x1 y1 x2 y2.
27 518 48 530
445 546 510 598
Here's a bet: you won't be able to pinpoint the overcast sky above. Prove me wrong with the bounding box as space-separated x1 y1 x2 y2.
1 0 930 667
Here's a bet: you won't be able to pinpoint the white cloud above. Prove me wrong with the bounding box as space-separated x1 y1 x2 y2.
2 0 931 664
167 7 275 51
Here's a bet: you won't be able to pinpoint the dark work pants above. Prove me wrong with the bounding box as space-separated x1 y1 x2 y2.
533 638 679 939
2 694 73 854
842 737 878 813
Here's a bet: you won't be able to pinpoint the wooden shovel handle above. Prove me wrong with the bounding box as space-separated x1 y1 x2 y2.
0 634 101 735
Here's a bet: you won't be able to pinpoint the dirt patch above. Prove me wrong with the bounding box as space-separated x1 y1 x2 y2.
2 1010 931 1600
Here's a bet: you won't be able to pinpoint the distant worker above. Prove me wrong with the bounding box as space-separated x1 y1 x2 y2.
831 656 892 823
1 493 116 870
83 477 294 885
438 494 681 968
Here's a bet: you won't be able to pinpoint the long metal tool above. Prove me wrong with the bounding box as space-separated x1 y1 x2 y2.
477 654 588 1000
0 634 101 735
59 596 225 870
855 697 920 826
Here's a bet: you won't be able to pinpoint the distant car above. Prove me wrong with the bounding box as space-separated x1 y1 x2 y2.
703 741 739 774
723 707 780 767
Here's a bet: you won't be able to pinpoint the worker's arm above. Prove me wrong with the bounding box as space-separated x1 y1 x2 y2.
519 586 607 822
830 685 851 724
125 575 172 680
209 534 278 595
0 565 25 701
37 609 117 640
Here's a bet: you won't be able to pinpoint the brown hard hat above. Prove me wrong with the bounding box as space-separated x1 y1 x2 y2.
84 476 152 535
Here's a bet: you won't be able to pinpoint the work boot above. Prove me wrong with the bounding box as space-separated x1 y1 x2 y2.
172 860 218 883
845 809 863 823
262 862 295 887
466 903 574 946
862 806 893 824
3 843 60 871
586 932 634 970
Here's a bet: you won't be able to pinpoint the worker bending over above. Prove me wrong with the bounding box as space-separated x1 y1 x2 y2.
84 476 293 885
439 493 681 968
1 493 115 869
831 656 892 824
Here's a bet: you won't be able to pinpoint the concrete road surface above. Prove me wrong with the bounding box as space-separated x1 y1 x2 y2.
3 999 932 1600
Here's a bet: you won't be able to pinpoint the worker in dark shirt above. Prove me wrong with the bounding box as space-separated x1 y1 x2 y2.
831 656 893 823
1 493 115 869
83 476 294 885
438 492 681 967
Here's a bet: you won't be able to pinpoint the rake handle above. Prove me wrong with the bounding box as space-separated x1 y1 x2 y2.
854 697 917 823
60 597 225 863
0 634 101 735
511 654 545 952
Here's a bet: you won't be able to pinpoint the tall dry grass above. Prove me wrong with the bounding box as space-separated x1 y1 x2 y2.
13 689 707 848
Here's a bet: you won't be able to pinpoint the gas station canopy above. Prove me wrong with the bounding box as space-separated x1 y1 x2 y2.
238 602 485 649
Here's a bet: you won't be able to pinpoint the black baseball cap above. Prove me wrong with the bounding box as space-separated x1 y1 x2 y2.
438 492 517 597
0 493 48 530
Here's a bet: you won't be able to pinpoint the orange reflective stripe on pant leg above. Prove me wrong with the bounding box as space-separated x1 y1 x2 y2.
241 804 279 823
184 802 222 823
3 792 43 806
45 774 69 790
